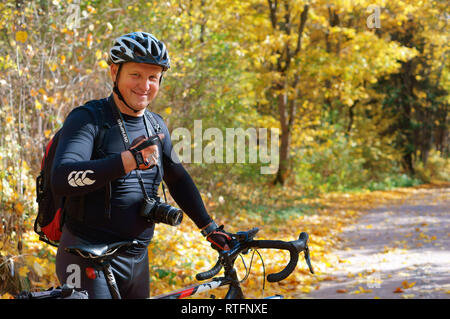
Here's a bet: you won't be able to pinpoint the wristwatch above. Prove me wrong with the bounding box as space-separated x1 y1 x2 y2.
129 148 146 169
200 221 219 237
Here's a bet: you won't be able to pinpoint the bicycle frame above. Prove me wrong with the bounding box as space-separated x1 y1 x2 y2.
151 269 282 299
150 277 239 299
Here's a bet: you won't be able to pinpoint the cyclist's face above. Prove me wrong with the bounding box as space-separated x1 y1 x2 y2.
111 62 162 111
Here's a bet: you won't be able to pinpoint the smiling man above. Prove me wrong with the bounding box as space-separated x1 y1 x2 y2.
51 32 233 299
111 62 162 115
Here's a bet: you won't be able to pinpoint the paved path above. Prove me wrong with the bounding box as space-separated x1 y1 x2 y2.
307 186 450 299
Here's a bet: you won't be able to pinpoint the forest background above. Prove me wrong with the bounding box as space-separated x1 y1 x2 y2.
0 0 448 298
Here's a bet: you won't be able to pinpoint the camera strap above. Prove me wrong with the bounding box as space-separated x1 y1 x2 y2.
143 112 169 203
110 99 164 202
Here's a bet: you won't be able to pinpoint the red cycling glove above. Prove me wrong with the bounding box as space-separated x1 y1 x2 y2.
129 134 163 170
202 223 235 252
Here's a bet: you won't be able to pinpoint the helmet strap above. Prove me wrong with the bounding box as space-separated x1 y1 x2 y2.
113 63 140 113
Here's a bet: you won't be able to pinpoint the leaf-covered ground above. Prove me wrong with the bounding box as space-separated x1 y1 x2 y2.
306 183 450 299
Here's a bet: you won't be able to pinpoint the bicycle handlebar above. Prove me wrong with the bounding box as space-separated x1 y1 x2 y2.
195 259 222 281
195 228 314 283
252 232 309 282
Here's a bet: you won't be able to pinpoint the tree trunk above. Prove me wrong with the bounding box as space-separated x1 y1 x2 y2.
273 87 291 185
267 3 309 185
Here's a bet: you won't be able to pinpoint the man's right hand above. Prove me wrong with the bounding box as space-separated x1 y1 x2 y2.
122 134 164 172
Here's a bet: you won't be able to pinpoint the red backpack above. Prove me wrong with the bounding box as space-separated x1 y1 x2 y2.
34 100 109 246
35 130 65 246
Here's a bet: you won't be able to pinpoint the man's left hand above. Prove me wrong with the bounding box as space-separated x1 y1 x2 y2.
206 226 234 251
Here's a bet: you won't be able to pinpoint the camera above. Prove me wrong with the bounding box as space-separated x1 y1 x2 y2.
140 196 183 226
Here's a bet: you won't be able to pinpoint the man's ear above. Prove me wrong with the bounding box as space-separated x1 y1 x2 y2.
110 63 118 82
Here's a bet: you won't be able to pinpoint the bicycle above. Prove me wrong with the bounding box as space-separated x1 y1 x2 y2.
64 227 315 299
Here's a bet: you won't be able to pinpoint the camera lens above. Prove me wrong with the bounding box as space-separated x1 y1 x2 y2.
168 208 183 226
154 203 183 226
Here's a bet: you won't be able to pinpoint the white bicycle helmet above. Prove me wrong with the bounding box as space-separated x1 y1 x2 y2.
108 32 170 71
108 32 170 113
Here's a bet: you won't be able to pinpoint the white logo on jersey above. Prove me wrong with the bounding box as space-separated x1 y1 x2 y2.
68 170 96 187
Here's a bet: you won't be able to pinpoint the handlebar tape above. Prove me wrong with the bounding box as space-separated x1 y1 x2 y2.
267 248 299 283
195 259 222 281
252 232 308 282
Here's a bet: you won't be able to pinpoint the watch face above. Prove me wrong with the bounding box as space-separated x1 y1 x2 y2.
137 152 145 165
132 151 144 165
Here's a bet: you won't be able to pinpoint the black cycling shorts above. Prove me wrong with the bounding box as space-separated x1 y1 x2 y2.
56 226 150 299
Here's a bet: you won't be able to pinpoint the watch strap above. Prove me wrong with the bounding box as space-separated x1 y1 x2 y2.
200 221 219 237
129 148 145 168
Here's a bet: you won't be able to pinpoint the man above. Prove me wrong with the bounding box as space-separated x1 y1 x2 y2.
52 32 231 298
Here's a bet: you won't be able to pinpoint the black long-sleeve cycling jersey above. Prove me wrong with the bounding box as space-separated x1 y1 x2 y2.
51 94 212 252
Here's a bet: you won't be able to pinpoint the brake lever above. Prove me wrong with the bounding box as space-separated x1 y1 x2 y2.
303 245 314 274
229 228 259 255
234 227 259 242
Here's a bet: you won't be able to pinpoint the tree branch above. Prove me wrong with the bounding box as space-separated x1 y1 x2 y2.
294 4 309 56
267 0 278 29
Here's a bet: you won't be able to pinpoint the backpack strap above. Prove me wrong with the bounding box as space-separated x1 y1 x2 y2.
144 110 162 134
84 99 112 158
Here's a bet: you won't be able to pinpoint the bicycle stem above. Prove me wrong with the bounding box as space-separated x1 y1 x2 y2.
223 264 244 299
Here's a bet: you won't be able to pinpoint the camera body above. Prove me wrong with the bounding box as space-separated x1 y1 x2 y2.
140 196 183 226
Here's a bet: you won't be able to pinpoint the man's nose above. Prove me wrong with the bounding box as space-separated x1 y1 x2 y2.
138 78 152 92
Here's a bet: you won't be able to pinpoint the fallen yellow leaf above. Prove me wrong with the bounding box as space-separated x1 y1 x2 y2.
322 276 336 281
358 286 373 293
394 287 404 293
15 202 24 214
301 286 311 293
18 266 29 277
401 280 416 289
16 30 28 43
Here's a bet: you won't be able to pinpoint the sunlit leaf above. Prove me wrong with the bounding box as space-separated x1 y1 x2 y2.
15 31 28 43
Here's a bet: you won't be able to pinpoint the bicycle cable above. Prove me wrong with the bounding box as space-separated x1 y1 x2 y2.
254 249 266 298
238 249 266 298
